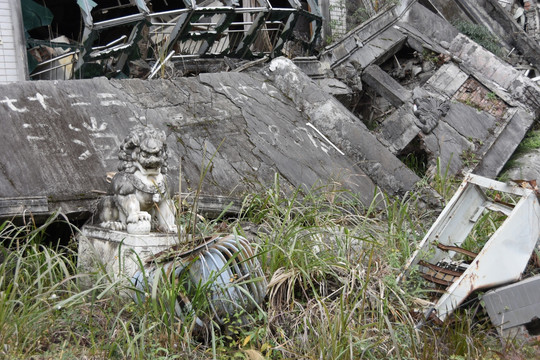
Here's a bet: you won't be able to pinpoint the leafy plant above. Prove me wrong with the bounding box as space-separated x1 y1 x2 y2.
486 91 497 101
460 148 479 168
453 20 502 56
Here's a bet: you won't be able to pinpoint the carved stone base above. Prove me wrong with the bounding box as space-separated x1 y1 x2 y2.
126 220 151 235
77 225 179 287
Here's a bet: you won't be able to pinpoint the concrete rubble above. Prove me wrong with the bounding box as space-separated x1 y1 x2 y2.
312 0 540 180
2 0 540 335
0 62 421 221
2 0 540 218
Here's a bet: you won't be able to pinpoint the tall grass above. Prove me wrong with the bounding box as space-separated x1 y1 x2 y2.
0 175 533 359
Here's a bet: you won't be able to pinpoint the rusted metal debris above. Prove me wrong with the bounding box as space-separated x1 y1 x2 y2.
398 173 540 325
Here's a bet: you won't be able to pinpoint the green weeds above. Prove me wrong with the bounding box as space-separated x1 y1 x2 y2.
0 175 535 359
453 20 502 56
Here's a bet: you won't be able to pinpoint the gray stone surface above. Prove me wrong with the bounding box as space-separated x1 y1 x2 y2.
362 64 412 108
505 149 540 181
450 37 512 86
427 0 472 22
477 109 536 178
293 57 331 79
444 102 496 141
399 2 460 45
319 0 418 69
315 78 354 107
1 59 424 219
320 7 400 68
78 225 179 283
423 63 469 99
262 58 421 196
347 27 408 70
376 105 421 154
420 101 502 175
423 120 474 175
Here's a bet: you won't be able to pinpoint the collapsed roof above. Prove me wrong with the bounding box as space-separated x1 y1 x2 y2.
22 0 322 80
1 0 539 222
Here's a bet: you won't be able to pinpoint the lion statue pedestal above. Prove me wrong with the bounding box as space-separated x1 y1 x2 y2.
77 225 180 287
77 125 267 329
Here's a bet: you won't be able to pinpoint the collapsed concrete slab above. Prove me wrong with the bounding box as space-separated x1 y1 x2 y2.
429 0 540 71
0 59 423 220
314 1 539 180
362 64 412 108
262 57 421 196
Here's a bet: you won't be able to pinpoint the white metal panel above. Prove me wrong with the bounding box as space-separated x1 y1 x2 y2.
0 0 27 83
398 173 540 324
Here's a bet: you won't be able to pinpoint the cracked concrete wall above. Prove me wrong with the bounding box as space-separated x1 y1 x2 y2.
2 60 421 219
262 57 421 195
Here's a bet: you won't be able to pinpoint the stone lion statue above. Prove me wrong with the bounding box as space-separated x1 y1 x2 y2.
96 125 177 234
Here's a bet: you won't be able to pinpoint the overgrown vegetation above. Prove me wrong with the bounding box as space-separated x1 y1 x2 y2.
500 123 540 177
453 20 503 56
1 171 538 359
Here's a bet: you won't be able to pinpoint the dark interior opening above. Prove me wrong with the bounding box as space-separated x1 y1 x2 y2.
1 215 89 249
525 317 540 336
398 135 430 177
379 44 439 89
29 0 83 41
91 0 140 23
418 0 439 15
91 24 137 47
151 0 188 12
351 88 395 131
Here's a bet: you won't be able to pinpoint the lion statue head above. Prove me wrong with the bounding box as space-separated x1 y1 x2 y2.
118 125 168 175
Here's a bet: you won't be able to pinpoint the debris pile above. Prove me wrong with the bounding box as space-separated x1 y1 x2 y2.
398 174 540 333
3 0 540 342
21 0 322 80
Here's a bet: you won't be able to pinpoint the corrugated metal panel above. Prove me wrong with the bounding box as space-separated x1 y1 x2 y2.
0 0 27 83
